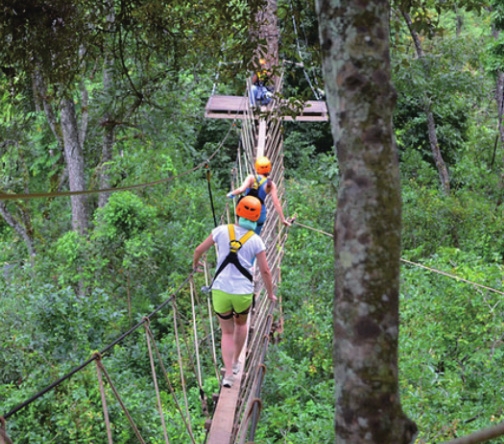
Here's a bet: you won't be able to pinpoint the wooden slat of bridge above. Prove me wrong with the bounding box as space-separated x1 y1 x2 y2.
205 95 328 121
206 336 248 444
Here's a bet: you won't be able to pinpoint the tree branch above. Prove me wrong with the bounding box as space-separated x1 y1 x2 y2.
444 421 504 444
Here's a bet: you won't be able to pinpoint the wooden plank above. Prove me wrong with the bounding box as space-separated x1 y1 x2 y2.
204 95 328 122
281 100 329 122
205 95 249 120
206 337 248 444
257 118 267 157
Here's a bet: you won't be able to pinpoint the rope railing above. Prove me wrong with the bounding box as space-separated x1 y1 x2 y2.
217 89 288 443
1 270 221 443
2 71 291 444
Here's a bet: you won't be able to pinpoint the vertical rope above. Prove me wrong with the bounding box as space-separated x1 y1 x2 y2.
171 300 192 423
94 355 114 444
0 417 13 444
143 320 170 444
145 327 197 443
97 360 146 444
190 279 204 389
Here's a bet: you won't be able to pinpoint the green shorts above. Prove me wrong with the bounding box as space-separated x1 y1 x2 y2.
212 289 253 315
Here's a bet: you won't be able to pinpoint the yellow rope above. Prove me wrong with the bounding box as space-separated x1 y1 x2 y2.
171 301 193 423
145 326 197 443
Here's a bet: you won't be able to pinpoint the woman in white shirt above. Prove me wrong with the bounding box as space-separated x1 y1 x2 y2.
193 196 276 388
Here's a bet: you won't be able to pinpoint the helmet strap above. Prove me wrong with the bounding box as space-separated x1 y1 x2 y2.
238 217 257 231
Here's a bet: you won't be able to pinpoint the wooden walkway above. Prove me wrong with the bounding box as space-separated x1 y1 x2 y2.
205 95 329 122
206 334 248 444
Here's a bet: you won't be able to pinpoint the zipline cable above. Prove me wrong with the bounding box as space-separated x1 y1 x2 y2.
0 113 238 202
291 219 504 296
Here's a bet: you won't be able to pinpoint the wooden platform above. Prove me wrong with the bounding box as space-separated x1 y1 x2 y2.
205 95 250 120
205 95 329 122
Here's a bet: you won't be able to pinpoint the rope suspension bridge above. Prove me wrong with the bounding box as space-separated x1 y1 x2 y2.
2 63 503 444
0 66 328 444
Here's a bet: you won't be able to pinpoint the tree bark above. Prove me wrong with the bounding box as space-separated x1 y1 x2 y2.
493 24 504 148
496 71 504 145
60 97 88 234
98 1 116 208
401 10 451 194
0 202 36 259
316 0 417 442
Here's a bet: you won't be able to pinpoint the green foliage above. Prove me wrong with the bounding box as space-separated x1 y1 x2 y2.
402 181 504 261
94 191 157 241
400 248 504 441
3 1 504 442
257 350 335 443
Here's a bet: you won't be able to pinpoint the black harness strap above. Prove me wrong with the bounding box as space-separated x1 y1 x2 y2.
211 225 255 285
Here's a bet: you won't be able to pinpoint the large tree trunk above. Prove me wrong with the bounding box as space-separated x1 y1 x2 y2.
255 0 278 65
402 10 451 195
316 1 417 442
60 97 88 234
98 0 116 208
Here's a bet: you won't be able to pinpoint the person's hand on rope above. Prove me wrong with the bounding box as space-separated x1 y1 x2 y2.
226 192 235 199
193 260 205 273
282 217 294 228
268 293 278 303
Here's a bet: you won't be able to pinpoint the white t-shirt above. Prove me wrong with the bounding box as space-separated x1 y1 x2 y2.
211 224 266 295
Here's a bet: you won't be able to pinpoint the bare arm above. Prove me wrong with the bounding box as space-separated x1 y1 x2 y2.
228 174 255 197
256 250 276 301
269 181 291 227
193 234 214 270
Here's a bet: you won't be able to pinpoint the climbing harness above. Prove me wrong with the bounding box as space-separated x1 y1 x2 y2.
201 224 255 293
246 175 269 204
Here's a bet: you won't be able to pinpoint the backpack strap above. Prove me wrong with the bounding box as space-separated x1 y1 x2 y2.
253 175 268 190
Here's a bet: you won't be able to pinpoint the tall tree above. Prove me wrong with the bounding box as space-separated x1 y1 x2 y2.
399 8 451 195
315 0 417 442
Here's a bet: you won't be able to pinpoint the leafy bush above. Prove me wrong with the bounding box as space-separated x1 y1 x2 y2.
400 248 504 441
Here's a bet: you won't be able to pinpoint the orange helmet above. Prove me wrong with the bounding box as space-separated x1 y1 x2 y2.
236 196 262 222
255 156 271 175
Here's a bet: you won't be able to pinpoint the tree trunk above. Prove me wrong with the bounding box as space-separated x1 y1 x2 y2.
497 71 504 145
0 202 36 259
402 10 451 194
316 0 417 442
98 0 116 208
256 0 278 65
60 97 88 234
493 24 504 147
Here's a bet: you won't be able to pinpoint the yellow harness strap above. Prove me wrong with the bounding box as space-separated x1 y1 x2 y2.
228 224 255 253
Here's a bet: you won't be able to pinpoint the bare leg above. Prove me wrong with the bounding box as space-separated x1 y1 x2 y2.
218 314 235 377
232 313 249 366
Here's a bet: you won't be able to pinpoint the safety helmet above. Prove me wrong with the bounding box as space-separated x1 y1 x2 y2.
236 196 262 222
255 156 271 175
259 58 266 65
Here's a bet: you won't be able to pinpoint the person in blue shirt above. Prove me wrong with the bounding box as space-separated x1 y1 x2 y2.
249 58 273 107
227 156 291 235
